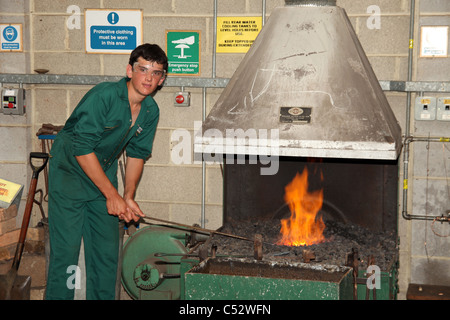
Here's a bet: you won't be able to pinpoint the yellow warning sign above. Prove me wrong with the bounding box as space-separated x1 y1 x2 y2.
216 17 262 53
0 178 23 208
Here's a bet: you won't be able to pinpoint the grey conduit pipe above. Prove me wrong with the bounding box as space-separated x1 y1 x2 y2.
401 0 450 224
402 136 450 222
401 0 415 221
200 0 219 228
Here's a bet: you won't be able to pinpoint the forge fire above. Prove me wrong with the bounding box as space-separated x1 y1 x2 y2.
213 217 397 270
277 168 326 247
214 166 397 271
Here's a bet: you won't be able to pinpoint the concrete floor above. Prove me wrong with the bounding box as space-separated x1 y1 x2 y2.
0 253 46 300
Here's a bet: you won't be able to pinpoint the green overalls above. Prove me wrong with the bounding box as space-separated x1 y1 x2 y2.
45 77 159 300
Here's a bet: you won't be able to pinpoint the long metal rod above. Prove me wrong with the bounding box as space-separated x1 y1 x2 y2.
401 0 415 224
141 215 275 245
201 87 206 228
0 74 230 88
1 74 449 92
212 0 218 79
198 0 218 228
405 0 415 137
262 0 266 26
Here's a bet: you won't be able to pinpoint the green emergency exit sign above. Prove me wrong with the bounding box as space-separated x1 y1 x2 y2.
166 30 201 76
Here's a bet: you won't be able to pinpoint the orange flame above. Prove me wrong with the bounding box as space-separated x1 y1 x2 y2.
277 168 325 247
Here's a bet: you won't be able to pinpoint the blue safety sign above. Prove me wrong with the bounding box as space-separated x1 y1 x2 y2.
85 9 142 54
0 24 22 52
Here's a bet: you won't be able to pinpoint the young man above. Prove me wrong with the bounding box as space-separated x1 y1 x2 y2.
45 44 168 300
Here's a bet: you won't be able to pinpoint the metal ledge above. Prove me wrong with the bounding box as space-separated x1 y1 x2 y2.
0 73 230 88
379 80 450 93
1 74 450 92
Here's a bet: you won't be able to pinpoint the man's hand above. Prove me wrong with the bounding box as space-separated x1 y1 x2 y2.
123 198 145 222
105 192 129 221
75 153 146 223
105 191 144 223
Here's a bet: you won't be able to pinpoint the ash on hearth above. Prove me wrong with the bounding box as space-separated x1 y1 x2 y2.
211 217 398 270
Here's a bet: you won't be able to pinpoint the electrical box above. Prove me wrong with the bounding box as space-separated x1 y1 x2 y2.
174 91 190 107
437 97 450 121
414 96 436 121
1 88 25 115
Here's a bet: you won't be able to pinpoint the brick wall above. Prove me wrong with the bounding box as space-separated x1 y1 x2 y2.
1 0 449 299
0 205 45 260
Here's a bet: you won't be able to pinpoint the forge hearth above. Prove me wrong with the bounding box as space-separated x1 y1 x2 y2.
212 216 397 271
224 157 398 233
192 0 402 299
218 156 399 273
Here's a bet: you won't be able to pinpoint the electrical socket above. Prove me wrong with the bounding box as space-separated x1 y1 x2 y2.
437 97 450 121
414 96 436 121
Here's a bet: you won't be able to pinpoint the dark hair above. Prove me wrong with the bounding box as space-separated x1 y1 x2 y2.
129 43 168 71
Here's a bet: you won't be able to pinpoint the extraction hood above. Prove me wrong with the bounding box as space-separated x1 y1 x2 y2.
194 0 402 160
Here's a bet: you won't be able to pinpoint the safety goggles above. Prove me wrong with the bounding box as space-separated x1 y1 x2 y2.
133 62 166 80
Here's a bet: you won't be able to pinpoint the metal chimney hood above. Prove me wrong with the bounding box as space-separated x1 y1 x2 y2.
194 0 402 160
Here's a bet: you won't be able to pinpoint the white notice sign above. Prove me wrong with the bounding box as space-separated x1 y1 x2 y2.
85 9 143 54
420 26 448 57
